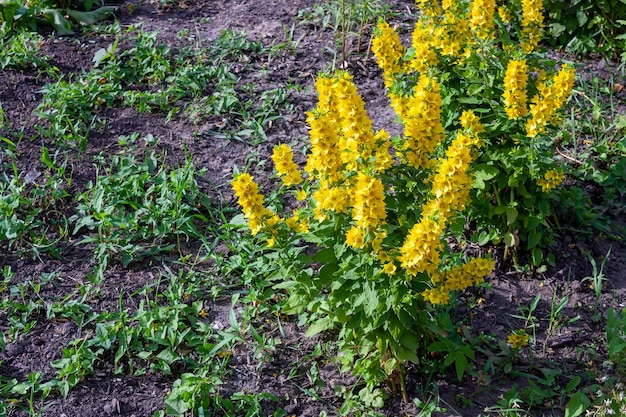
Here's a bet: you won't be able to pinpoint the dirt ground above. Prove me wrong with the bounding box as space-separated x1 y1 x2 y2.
1 0 625 416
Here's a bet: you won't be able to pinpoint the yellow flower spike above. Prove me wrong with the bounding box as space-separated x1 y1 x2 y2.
272 144 303 186
399 216 443 276
520 0 544 53
459 109 485 134
497 5 512 23
402 75 445 169
503 60 529 120
536 169 564 192
352 172 387 230
469 0 495 40
372 21 406 86
526 65 575 137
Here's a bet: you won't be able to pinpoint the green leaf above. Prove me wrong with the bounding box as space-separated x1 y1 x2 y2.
565 392 590 417
505 206 518 226
472 164 500 189
503 232 517 247
41 9 75 35
527 230 542 249
305 317 333 337
65 6 116 26
313 247 336 264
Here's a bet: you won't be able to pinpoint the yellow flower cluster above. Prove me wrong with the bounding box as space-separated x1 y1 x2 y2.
352 172 387 230
469 0 496 40
503 60 529 119
371 21 406 86
497 5 512 23
507 329 530 348
410 23 439 73
305 73 393 234
231 173 279 236
520 0 544 53
416 0 442 18
423 257 495 305
400 111 485 277
536 169 564 192
285 210 309 234
401 75 445 169
526 65 575 137
398 217 444 276
272 144 303 186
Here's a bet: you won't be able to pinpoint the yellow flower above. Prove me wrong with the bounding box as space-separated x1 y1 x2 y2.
507 330 529 349
272 144 303 186
520 0 544 53
460 109 485 133
372 21 406 86
401 75 445 169
267 237 276 247
383 261 397 276
422 286 450 306
346 226 366 249
313 182 350 214
351 172 387 230
526 65 575 137
503 60 529 120
536 169 564 192
296 189 307 201
399 217 443 276
232 173 276 236
410 23 439 73
469 0 495 40
498 6 512 23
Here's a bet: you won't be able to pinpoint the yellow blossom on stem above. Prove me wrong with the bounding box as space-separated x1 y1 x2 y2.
526 65 575 137
305 110 343 183
399 217 444 276
402 75 445 169
520 0 544 53
272 144 303 186
497 5 512 23
383 261 397 276
507 330 530 348
313 181 350 218
416 0 443 18
469 0 495 40
231 173 276 236
410 23 439 73
503 60 529 120
351 172 387 230
372 21 406 86
332 72 378 171
346 226 366 249
422 286 450 305
536 169 564 192
460 109 485 134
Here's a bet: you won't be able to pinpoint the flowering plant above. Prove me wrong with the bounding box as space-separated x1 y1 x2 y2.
371 0 575 267
231 0 575 402
232 70 494 400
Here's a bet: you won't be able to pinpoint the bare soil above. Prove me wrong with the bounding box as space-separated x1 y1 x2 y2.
1 1 625 416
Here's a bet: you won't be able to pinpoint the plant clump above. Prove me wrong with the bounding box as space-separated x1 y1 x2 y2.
232 0 576 403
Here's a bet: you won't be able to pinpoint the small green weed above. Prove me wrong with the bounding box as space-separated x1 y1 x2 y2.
0 23 50 70
70 149 213 269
